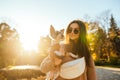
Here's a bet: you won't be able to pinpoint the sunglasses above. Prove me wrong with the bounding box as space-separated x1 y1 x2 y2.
68 28 80 34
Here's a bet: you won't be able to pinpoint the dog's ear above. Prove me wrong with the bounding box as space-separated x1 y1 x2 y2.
50 25 56 39
60 29 64 34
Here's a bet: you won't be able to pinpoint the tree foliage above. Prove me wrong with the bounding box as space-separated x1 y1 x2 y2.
108 15 120 56
0 23 22 68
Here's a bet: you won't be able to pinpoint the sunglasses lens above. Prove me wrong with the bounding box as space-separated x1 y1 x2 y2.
74 29 79 34
68 28 80 34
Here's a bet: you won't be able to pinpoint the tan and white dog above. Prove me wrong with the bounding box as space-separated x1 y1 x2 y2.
49 25 65 61
46 25 65 80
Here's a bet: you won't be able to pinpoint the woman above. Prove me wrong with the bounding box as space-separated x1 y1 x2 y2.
63 20 97 80
40 20 97 80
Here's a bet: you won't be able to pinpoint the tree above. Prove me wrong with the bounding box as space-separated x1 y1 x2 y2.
106 15 120 64
108 14 118 39
96 10 111 33
108 15 119 54
0 23 22 68
37 35 51 64
87 22 107 61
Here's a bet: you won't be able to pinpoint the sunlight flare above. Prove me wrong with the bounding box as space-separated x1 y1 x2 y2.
21 37 38 51
16 16 51 52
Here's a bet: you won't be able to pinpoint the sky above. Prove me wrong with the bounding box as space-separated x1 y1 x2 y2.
0 0 120 50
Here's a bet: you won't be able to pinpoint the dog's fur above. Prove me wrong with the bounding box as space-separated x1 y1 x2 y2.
49 25 65 61
46 25 65 80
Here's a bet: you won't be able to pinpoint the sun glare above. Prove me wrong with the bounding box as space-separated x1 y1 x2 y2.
16 16 50 52
21 38 38 51
19 29 47 52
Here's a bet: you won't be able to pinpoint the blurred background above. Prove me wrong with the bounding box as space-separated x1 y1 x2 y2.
0 0 120 79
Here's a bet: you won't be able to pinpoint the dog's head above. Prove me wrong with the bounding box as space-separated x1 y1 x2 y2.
50 25 64 42
49 25 65 59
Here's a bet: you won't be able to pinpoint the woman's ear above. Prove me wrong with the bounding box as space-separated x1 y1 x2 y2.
50 25 56 39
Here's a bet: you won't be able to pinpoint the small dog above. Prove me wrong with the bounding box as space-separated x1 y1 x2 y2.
49 25 65 61
47 25 65 80
42 25 75 80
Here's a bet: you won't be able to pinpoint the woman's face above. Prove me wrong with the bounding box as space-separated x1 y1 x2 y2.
68 23 80 41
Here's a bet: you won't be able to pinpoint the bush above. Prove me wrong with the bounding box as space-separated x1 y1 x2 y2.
110 56 120 65
95 60 105 66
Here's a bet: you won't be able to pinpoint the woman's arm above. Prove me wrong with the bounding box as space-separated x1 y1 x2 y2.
40 54 62 73
40 55 55 73
87 56 97 80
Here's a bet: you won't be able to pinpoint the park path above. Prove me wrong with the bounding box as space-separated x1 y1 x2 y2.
18 66 120 80
30 66 120 80
96 66 120 80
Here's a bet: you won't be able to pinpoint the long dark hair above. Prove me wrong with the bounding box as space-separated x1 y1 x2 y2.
65 20 91 66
